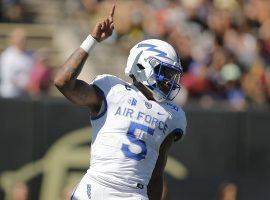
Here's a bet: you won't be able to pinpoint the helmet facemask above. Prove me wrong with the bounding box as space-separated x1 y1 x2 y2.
144 57 182 102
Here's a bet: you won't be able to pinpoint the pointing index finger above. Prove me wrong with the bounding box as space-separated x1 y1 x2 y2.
110 4 115 18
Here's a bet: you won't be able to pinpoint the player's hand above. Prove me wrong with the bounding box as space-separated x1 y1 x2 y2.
91 4 115 42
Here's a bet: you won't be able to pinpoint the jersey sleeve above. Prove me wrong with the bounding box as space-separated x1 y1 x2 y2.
165 102 187 142
89 74 121 120
90 74 113 96
171 109 187 141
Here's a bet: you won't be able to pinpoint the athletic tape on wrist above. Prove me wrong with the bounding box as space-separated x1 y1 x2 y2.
80 35 97 54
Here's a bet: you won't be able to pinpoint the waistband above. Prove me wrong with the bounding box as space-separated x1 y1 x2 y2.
86 170 148 195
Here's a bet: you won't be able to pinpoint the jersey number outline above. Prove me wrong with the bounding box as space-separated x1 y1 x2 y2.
121 121 154 161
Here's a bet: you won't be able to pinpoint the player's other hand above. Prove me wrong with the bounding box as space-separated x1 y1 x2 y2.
91 4 115 42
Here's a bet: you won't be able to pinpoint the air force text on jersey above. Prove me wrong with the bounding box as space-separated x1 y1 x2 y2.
114 106 168 134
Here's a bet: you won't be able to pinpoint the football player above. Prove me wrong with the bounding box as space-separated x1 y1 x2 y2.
54 4 187 200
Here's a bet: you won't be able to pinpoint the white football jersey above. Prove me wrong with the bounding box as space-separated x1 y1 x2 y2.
87 74 187 190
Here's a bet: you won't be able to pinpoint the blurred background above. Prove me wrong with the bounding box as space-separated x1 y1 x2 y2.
0 0 270 199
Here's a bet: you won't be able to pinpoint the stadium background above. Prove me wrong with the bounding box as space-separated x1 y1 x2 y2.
1 0 270 199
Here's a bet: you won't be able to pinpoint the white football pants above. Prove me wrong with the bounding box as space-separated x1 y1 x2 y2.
70 173 149 200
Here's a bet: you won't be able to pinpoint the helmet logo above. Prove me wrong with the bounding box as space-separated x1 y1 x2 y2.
137 43 174 62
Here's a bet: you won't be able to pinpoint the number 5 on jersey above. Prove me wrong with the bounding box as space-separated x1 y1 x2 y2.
121 121 154 161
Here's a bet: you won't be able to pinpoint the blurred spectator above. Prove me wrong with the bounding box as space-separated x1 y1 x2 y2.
1 0 25 23
10 182 29 200
181 62 210 98
259 19 270 65
27 48 53 98
167 27 193 73
242 60 267 105
220 63 246 110
217 182 238 200
80 0 100 13
0 28 33 98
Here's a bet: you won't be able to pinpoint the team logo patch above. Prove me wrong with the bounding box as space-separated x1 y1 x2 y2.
87 184 91 199
128 98 137 106
145 101 152 109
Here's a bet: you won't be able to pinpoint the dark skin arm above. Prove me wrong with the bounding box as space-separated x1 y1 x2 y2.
148 134 175 200
54 5 115 116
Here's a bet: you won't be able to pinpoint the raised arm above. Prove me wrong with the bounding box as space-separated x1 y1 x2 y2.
54 5 115 115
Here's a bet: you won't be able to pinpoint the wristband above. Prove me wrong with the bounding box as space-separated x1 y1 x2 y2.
80 35 97 54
